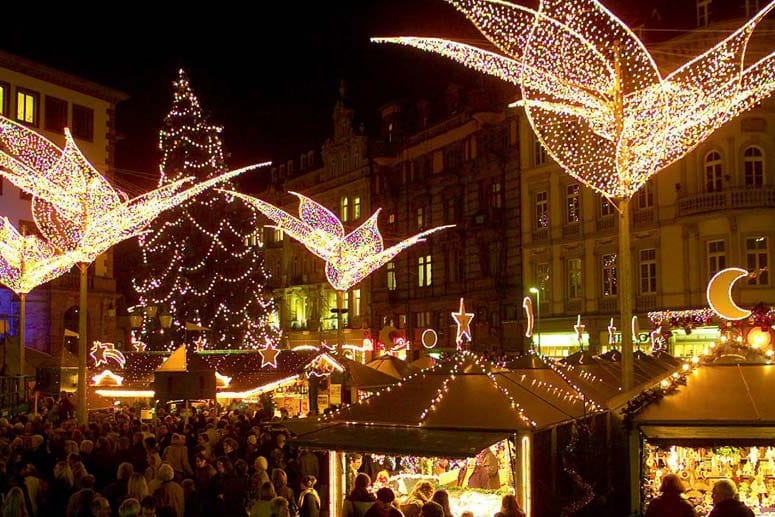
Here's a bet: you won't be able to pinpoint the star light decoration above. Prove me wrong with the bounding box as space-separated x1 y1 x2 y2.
259 346 280 368
608 318 617 346
226 191 453 291
573 315 586 347
89 341 127 369
0 115 263 263
451 298 474 346
373 0 775 199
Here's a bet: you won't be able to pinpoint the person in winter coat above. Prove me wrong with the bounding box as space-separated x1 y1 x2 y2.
150 464 184 517
298 475 320 517
645 474 697 517
163 434 193 482
709 479 754 517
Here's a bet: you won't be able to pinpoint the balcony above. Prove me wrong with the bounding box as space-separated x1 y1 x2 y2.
562 224 581 238
596 216 616 233
565 299 583 314
599 297 618 313
533 227 549 242
677 186 775 217
636 294 658 312
633 208 655 227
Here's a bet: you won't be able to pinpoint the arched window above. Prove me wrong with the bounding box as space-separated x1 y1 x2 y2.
744 146 764 187
704 151 723 192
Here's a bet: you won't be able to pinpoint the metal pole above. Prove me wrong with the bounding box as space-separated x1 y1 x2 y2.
536 290 541 355
19 293 25 396
77 263 88 424
336 290 344 351
619 198 634 391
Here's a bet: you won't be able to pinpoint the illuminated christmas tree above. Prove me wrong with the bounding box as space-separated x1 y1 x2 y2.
133 69 280 351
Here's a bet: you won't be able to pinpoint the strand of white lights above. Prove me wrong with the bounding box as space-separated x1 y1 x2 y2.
373 0 775 200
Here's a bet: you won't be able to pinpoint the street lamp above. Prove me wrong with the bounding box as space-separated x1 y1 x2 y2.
529 287 541 355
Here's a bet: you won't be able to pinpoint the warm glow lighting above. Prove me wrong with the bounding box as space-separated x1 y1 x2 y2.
421 329 438 349
216 374 299 399
305 353 345 377
92 369 124 386
521 435 532 517
706 267 753 321
215 371 232 387
291 345 320 352
0 115 262 264
95 389 155 398
451 298 474 345
374 0 775 199
89 341 127 369
224 190 453 291
522 296 534 338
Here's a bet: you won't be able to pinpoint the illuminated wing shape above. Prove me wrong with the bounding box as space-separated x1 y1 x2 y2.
325 224 454 291
0 218 79 294
375 0 775 199
227 191 343 260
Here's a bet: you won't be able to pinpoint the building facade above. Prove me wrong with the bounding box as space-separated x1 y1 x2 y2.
518 16 775 357
0 51 127 358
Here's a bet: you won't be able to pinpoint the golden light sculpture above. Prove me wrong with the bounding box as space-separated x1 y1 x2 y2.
226 191 453 291
706 267 753 321
0 116 265 263
374 0 775 198
374 0 775 389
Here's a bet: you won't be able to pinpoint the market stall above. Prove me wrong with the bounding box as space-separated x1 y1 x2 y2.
627 360 775 516
287 351 604 517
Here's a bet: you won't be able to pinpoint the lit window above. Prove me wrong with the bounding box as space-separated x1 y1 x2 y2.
416 206 425 229
388 212 396 226
274 228 283 243
602 254 617 296
536 262 550 295
353 196 361 220
704 151 723 192
636 181 654 209
387 262 397 291
566 184 580 223
490 181 503 209
567 258 582 299
535 191 549 228
639 249 657 294
746 237 769 286
600 196 615 217
340 196 349 222
0 82 7 116
744 146 764 187
707 240 726 279
416 311 432 327
16 89 38 125
418 255 432 287
534 138 547 166
352 289 361 317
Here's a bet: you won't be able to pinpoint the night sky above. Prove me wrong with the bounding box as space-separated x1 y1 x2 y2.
0 0 669 194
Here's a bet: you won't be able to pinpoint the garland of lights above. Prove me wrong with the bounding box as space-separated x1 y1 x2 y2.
373 0 775 199
226 190 454 291
133 69 282 351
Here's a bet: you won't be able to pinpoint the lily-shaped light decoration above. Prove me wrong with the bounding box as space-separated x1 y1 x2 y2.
0 115 266 261
373 0 775 199
226 191 453 291
0 217 81 295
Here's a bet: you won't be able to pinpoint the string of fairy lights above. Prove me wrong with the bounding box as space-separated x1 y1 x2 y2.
134 69 280 350
373 0 775 199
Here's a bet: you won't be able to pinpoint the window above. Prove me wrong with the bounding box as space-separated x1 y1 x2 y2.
416 311 432 328
536 262 550 295
704 151 723 192
636 181 654 209
746 237 769 285
416 206 428 229
273 228 284 243
444 197 458 223
566 184 580 223
387 262 397 291
639 249 657 294
602 254 618 296
387 212 396 226
340 196 349 222
534 138 547 166
707 240 726 278
744 146 764 187
600 196 615 217
490 181 503 209
697 0 711 26
418 255 432 287
16 89 38 126
45 96 68 133
0 82 9 116
352 196 361 220
535 191 549 228
352 289 361 317
446 248 460 283
300 154 307 170
567 258 582 299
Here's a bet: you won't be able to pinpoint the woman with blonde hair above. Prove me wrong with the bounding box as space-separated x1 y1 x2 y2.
3 486 28 517
249 481 277 517
401 480 435 517
494 494 525 517
44 461 75 513
127 472 149 502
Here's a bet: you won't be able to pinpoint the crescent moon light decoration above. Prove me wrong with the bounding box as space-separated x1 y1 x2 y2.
522 296 534 338
706 267 752 321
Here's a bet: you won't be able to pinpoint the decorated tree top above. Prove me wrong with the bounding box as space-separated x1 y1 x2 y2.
374 0 775 199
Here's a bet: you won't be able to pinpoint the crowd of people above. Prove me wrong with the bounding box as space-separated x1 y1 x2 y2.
0 393 323 517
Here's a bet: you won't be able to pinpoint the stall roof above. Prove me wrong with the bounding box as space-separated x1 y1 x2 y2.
633 363 775 437
290 421 509 458
367 354 415 379
340 358 400 388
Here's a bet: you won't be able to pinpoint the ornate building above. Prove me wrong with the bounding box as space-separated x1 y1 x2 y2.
0 51 127 359
518 14 775 357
